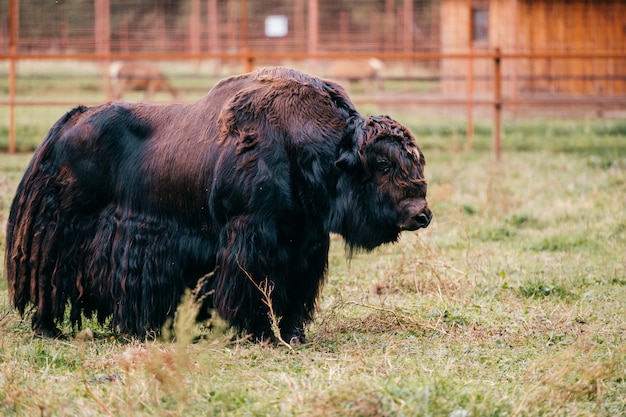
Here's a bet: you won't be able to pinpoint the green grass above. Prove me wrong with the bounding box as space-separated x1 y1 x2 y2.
1 110 626 415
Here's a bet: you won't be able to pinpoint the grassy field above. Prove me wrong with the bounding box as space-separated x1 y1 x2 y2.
0 116 625 416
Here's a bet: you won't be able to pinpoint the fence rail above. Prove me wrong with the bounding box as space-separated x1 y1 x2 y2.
3 0 626 158
4 50 626 159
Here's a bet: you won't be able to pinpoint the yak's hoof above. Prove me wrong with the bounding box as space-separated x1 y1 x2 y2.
31 313 66 339
283 327 307 345
32 321 65 339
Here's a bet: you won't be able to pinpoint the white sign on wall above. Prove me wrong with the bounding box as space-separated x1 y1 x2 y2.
265 15 288 37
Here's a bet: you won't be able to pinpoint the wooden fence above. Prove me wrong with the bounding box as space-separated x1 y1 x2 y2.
2 0 626 158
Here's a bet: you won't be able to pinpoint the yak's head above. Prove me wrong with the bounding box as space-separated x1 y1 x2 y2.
332 115 432 251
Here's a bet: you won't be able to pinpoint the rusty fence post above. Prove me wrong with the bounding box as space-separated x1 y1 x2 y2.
95 0 111 99
8 0 18 154
9 52 16 154
466 0 474 150
240 0 254 72
308 0 319 72
493 47 502 161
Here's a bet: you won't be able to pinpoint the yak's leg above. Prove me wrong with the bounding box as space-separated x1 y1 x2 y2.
212 218 286 341
278 233 330 344
8 161 90 339
212 213 329 344
31 223 66 338
32 312 64 339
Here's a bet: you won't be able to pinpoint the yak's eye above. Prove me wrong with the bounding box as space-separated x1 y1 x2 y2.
376 156 392 173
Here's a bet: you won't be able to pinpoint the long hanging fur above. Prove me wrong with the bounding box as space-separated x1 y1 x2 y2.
4 67 431 341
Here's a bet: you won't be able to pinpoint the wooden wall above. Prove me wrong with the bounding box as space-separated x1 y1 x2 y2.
516 0 626 95
441 0 626 96
440 0 473 96
440 0 519 97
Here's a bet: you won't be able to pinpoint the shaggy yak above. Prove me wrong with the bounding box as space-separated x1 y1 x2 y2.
5 67 432 343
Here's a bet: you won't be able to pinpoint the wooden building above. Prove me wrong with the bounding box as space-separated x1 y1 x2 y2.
440 0 626 97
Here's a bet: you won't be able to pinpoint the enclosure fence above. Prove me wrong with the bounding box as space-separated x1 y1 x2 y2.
2 0 626 158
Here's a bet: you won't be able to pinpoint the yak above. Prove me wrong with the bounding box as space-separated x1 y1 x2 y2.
4 67 432 343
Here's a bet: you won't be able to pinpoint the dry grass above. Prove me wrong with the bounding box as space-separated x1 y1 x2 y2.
1 119 626 416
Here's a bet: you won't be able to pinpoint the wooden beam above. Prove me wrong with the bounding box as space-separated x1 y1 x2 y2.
8 0 18 154
493 47 502 161
467 0 474 149
207 0 218 52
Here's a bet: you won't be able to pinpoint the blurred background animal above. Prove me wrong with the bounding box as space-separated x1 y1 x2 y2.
327 58 384 93
110 61 180 100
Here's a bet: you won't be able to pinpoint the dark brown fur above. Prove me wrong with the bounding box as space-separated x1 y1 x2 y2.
5 67 431 341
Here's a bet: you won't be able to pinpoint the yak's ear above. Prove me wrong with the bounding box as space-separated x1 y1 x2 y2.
217 91 248 137
217 103 238 138
336 116 366 171
217 86 262 137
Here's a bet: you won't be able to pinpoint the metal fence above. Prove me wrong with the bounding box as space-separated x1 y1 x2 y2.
2 0 626 157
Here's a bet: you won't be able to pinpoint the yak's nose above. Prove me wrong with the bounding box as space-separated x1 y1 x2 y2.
398 200 433 231
398 206 433 231
415 211 433 228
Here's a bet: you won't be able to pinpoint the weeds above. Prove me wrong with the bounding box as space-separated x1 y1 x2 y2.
514 338 626 416
1 119 625 416
237 258 293 349
519 278 570 300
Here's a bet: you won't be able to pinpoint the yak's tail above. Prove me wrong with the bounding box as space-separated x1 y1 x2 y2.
4 105 89 336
